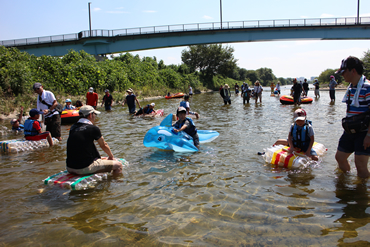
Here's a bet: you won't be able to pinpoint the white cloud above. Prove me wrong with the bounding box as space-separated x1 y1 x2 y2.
203 15 213 20
106 10 129 14
93 7 101 12
143 10 157 13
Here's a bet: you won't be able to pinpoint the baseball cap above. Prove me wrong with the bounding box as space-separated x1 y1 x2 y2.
105 89 109 92
65 99 72 103
10 119 18 125
177 106 186 113
29 108 43 117
150 103 155 107
33 83 42 90
294 109 307 122
89 87 94 93
330 75 335 79
79 105 101 117
335 56 364 74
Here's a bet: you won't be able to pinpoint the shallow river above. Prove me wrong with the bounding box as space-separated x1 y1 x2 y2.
1 87 370 246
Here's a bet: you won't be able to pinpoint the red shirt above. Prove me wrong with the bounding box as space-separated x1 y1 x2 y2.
86 92 98 106
29 117 41 132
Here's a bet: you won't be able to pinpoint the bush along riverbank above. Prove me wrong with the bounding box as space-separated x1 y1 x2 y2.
0 46 248 116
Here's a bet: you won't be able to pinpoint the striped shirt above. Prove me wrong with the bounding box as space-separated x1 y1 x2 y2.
345 79 370 117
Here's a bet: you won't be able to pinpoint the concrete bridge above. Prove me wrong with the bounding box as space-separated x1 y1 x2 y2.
1 16 370 57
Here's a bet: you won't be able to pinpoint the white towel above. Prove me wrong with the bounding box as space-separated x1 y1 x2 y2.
342 75 365 107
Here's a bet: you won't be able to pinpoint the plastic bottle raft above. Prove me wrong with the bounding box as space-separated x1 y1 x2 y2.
43 158 129 190
279 95 313 105
262 142 327 169
134 109 164 118
0 138 59 153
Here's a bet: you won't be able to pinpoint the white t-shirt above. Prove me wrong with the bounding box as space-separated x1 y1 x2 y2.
276 84 281 90
189 87 193 94
254 85 262 94
37 90 59 118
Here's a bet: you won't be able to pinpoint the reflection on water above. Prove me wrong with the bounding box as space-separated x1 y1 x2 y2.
1 87 370 246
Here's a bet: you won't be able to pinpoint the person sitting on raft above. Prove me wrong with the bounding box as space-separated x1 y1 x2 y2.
180 95 200 118
66 105 122 176
274 109 318 161
24 109 53 146
135 103 156 116
172 107 199 148
10 106 24 132
75 100 83 109
63 99 76 110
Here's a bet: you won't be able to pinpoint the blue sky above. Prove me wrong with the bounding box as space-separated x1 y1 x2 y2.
1 0 369 78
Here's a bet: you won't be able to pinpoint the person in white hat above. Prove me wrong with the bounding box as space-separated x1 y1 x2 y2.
122 88 141 114
86 87 98 109
220 84 231 105
135 102 156 116
173 107 199 148
66 105 123 175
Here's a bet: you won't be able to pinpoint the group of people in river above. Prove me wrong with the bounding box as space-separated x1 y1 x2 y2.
6 55 370 179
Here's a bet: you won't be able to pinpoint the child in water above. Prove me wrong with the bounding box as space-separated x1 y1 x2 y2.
274 108 318 161
172 107 199 148
179 95 200 118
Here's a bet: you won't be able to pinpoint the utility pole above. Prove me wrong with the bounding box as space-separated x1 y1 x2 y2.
88 2 92 36
220 0 223 29
357 0 360 25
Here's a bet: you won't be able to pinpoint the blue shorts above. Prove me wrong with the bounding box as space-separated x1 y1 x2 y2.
337 131 370 155
105 105 111 111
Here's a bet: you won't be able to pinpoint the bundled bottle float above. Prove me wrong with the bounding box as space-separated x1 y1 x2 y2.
262 142 327 169
43 158 129 190
165 93 185 99
134 109 164 118
0 138 59 153
280 95 313 105
61 109 81 124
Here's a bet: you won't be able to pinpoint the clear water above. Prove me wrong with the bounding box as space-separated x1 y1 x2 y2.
1 87 370 246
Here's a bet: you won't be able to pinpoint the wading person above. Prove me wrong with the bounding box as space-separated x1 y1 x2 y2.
10 106 24 132
241 82 251 104
291 78 302 106
334 56 370 178
220 84 231 105
66 105 123 175
101 89 113 111
254 80 263 103
302 79 309 96
86 87 98 109
122 88 141 114
313 79 320 98
34 83 62 141
329 75 338 102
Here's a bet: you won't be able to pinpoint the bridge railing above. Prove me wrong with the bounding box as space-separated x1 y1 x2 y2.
1 16 370 47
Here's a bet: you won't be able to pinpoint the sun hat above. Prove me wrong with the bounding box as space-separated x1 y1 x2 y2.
330 75 335 79
10 119 18 125
29 109 43 117
79 105 101 117
105 89 109 92
89 87 94 93
150 103 155 107
126 88 133 93
294 109 307 122
65 99 72 103
224 84 229 89
33 83 42 90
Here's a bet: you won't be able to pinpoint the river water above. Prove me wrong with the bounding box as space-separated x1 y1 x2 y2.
1 87 370 246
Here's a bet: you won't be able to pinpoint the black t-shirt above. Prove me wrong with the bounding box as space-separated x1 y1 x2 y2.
303 82 309 90
292 83 302 95
103 94 113 106
66 122 102 169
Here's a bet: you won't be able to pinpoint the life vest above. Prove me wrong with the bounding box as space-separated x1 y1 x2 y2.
174 117 197 136
179 101 187 108
24 119 39 136
145 105 153 114
292 120 312 151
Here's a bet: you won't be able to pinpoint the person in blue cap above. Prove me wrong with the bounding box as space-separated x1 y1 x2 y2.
24 109 53 146
63 99 75 110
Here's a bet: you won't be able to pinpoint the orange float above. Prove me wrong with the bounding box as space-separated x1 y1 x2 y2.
61 109 81 124
279 95 313 105
165 92 185 99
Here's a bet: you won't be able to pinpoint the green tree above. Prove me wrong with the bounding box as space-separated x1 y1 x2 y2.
181 44 238 87
245 70 259 84
318 69 343 84
362 50 370 79
256 67 276 86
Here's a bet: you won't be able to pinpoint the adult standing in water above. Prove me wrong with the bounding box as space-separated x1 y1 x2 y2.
276 81 281 96
254 80 263 103
313 79 320 98
122 88 141 114
241 82 251 104
86 87 98 109
335 56 370 178
329 75 338 102
188 85 193 97
302 79 309 96
234 83 239 95
220 84 231 105
270 82 275 94
291 78 302 106
66 105 122 176
101 89 113 111
34 83 62 141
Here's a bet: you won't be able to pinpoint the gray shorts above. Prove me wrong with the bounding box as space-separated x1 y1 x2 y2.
67 159 114 175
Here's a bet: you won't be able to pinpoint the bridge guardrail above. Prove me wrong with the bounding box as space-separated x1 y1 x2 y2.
1 16 370 47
